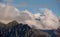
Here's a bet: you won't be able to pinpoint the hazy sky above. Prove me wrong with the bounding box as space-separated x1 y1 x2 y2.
0 0 60 18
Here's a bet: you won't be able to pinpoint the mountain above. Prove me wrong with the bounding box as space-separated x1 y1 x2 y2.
59 19 60 22
0 21 60 37
7 20 18 28
25 29 51 37
0 22 6 28
0 3 59 29
0 21 51 37
54 27 60 37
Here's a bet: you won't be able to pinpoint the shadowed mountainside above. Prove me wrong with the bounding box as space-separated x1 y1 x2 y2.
0 21 60 37
0 21 50 37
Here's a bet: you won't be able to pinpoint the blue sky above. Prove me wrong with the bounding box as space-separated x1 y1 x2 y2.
1 0 60 18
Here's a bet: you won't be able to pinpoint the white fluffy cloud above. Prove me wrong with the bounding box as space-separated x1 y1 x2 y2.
0 3 20 23
39 8 59 29
0 3 59 30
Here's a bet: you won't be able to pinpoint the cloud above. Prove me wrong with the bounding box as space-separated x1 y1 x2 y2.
0 3 20 23
39 8 59 29
0 4 59 29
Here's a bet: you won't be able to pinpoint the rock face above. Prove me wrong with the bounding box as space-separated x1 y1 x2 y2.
0 21 51 37
54 27 60 37
0 21 31 37
7 20 18 27
0 22 7 28
0 21 60 37
25 29 51 37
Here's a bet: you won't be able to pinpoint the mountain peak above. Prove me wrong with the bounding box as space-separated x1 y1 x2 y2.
8 20 18 24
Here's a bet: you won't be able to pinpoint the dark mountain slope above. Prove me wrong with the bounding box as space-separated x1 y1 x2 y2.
0 21 59 37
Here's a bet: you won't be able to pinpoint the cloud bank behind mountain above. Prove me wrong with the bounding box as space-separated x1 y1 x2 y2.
0 3 59 30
